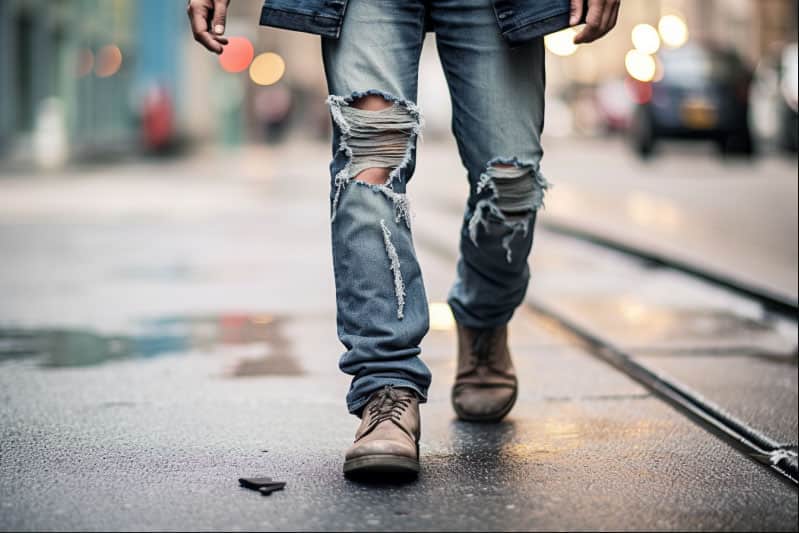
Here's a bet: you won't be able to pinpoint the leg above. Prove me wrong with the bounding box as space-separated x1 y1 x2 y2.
432 0 546 421
432 0 546 329
322 0 431 416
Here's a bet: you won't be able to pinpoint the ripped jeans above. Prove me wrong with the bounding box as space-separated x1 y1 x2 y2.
323 0 546 415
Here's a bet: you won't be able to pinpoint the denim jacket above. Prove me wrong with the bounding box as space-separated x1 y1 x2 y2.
259 0 575 46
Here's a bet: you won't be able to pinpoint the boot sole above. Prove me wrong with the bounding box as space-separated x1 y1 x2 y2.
343 455 420 477
451 386 518 423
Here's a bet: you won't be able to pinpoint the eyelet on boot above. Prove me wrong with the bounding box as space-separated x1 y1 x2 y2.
344 386 421 477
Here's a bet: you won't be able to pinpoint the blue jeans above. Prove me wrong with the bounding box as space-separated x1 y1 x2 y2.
323 0 547 415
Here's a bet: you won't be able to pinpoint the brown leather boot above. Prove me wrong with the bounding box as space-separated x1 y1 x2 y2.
343 385 420 477
451 323 518 422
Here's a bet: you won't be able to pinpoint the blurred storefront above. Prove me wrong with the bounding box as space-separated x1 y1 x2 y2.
2 0 134 166
1 0 795 167
0 0 329 169
0 0 209 168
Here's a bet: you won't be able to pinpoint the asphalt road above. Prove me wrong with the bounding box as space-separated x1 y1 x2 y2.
0 140 796 530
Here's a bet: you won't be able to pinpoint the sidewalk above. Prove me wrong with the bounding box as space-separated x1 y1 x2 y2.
541 137 799 299
0 144 796 530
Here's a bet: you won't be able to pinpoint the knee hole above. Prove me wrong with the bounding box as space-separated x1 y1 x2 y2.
350 94 393 111
353 167 391 185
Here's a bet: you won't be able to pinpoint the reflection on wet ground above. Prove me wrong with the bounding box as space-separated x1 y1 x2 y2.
449 413 662 459
0 313 303 376
631 345 799 365
531 233 797 343
420 410 667 488
557 296 795 345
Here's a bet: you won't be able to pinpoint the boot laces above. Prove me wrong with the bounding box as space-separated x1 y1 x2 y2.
367 385 412 425
470 328 498 367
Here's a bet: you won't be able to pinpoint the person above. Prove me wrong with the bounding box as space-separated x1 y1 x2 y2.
188 0 619 478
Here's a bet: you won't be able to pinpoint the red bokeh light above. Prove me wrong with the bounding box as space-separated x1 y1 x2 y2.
75 48 94 78
95 45 123 78
625 77 653 105
219 37 254 73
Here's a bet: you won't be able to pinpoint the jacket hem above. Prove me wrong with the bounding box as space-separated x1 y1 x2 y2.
502 11 570 46
259 6 342 38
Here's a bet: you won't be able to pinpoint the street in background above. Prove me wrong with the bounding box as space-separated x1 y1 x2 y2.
628 43 754 157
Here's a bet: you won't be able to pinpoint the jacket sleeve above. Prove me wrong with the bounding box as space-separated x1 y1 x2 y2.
259 0 348 39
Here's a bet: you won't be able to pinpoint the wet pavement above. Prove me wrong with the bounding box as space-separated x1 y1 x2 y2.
1 140 797 530
540 137 799 299
415 144 798 460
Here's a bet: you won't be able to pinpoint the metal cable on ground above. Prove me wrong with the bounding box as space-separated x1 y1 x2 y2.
540 219 799 320
526 299 798 487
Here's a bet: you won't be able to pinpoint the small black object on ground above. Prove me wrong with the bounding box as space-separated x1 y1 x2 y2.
238 477 286 496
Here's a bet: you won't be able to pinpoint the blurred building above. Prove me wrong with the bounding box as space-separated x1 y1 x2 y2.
0 0 331 168
1 0 795 166
547 0 798 87
686 0 798 63
0 0 203 168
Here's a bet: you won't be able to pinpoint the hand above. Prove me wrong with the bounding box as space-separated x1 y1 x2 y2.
187 0 230 54
571 0 620 44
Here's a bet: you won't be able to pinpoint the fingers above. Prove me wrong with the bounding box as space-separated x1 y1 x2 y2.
187 0 226 54
573 0 604 44
608 1 621 34
600 0 620 35
193 15 223 53
211 0 229 36
570 0 585 26
574 0 620 44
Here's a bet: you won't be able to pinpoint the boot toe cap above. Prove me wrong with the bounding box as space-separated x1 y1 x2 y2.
453 385 516 420
345 438 417 461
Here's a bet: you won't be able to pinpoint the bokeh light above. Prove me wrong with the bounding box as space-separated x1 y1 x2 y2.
653 55 665 82
428 302 455 331
249 52 286 86
75 48 94 78
95 45 122 78
625 49 657 82
544 28 579 57
658 15 689 48
219 37 254 73
632 24 661 55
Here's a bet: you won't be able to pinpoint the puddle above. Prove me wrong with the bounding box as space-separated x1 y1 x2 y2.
0 313 303 376
424 411 667 476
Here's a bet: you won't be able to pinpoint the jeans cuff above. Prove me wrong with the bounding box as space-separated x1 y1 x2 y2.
447 297 515 330
347 377 429 417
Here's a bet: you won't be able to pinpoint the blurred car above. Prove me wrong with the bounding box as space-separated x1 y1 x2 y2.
629 43 753 157
749 42 798 152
